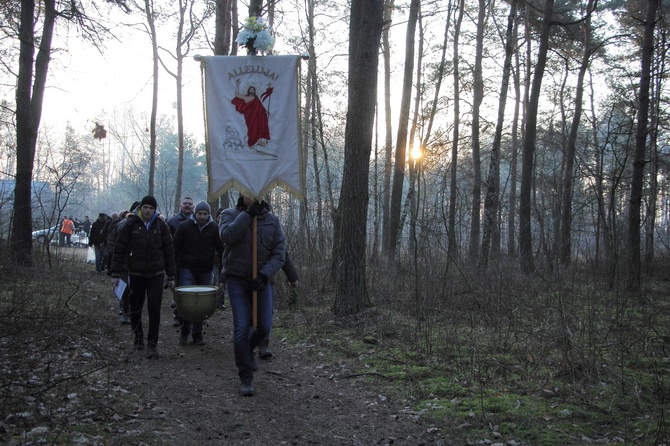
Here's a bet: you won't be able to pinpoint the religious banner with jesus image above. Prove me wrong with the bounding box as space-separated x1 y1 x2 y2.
201 55 304 200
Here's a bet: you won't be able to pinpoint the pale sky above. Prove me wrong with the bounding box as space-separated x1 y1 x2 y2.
38 20 207 141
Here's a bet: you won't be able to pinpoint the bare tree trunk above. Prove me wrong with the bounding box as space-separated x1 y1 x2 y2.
11 0 55 265
519 0 554 274
588 71 603 267
332 0 383 316
408 13 423 256
214 0 232 55
249 0 262 17
449 0 465 261
558 0 596 266
421 0 452 150
644 28 666 269
381 0 394 256
145 0 159 196
469 0 487 260
388 0 420 259
628 0 659 290
481 0 517 270
173 0 187 213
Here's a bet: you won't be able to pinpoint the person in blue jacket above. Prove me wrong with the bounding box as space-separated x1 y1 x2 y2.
219 194 285 396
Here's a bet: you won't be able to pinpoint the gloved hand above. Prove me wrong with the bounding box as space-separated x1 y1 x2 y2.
249 273 267 290
246 200 262 218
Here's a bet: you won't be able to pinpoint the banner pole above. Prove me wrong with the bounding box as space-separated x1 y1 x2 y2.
252 215 258 329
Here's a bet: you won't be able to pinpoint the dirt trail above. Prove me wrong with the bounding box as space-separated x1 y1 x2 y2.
103 289 447 445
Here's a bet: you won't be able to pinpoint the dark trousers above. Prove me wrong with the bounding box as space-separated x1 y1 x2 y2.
129 274 165 347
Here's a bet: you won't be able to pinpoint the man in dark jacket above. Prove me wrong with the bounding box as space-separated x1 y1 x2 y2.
167 196 195 327
167 196 194 236
220 194 285 396
88 213 107 273
110 196 176 359
172 201 224 345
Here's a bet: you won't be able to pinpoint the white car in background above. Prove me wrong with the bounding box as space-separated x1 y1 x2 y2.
32 225 59 244
32 226 89 247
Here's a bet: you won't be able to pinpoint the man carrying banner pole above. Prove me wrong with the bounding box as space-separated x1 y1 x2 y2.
201 54 304 396
219 195 285 397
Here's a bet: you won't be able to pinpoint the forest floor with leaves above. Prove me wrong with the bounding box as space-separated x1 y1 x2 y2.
0 248 452 446
4 246 667 446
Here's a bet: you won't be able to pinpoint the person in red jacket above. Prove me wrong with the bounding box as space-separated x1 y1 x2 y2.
59 216 74 247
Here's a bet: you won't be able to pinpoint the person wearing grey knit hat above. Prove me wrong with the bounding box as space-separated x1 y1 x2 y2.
172 198 224 347
194 201 211 214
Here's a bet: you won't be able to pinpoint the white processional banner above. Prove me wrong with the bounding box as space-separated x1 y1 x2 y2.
201 55 304 200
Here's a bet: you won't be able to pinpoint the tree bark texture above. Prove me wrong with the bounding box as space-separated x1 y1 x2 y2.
480 0 517 270
332 0 384 316
519 0 554 274
388 0 419 259
11 0 55 265
628 0 658 290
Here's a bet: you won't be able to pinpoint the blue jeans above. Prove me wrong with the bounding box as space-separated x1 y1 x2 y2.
179 268 212 338
227 277 273 383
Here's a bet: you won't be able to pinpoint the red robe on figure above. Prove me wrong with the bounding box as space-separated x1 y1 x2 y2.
231 87 273 148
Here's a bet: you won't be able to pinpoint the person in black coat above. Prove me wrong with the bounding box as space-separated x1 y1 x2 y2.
110 196 176 359
172 201 224 345
88 213 107 273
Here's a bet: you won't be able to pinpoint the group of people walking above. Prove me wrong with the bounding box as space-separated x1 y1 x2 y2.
96 194 296 396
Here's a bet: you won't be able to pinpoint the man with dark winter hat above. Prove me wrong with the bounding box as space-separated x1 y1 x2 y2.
172 200 223 346
140 195 158 209
111 195 176 359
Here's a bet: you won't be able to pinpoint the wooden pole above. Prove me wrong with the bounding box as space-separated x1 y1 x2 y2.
252 215 258 329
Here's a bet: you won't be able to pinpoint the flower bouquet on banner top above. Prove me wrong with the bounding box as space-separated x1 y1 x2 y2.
237 16 275 55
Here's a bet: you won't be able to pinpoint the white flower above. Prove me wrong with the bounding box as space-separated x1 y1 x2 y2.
238 16 274 54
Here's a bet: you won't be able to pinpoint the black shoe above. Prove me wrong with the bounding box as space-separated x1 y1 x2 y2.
147 346 159 359
134 340 145 351
179 335 188 346
258 345 273 359
239 383 255 397
120 314 130 325
193 337 205 346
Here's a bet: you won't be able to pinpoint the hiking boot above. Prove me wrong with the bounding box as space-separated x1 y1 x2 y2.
239 382 255 397
147 346 159 359
258 342 273 359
